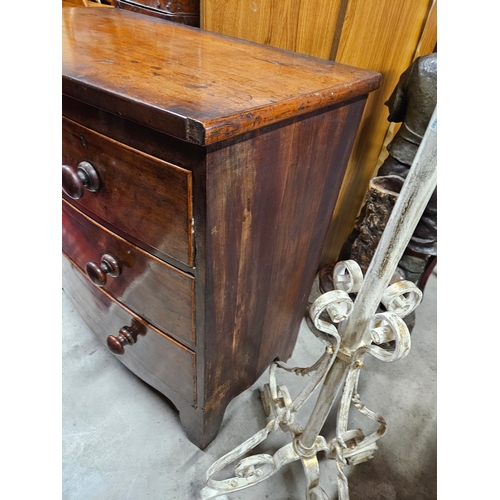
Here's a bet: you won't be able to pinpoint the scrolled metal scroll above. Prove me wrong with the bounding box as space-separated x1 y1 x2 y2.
201 419 286 499
332 260 364 293
307 289 354 345
381 279 422 318
201 340 341 500
368 311 411 362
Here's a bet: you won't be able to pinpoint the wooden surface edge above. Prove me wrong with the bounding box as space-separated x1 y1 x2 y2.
203 74 381 144
63 73 381 146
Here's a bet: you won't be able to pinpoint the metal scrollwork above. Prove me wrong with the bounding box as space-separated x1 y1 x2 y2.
201 106 436 500
332 260 364 293
381 280 422 318
368 311 411 362
201 260 417 500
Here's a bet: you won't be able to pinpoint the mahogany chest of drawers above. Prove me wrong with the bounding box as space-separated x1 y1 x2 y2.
62 8 380 449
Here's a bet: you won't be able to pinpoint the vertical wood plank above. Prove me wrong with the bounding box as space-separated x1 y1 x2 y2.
374 0 437 170
414 0 437 58
202 0 346 59
202 100 366 409
320 0 434 265
294 1 344 58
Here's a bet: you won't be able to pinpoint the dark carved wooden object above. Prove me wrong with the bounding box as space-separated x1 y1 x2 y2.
349 176 404 275
62 8 381 449
351 53 438 264
115 0 200 26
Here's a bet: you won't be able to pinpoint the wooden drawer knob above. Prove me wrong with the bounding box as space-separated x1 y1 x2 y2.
62 161 100 199
107 322 146 355
86 254 121 287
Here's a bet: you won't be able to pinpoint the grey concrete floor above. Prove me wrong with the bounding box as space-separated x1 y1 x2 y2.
62 272 436 500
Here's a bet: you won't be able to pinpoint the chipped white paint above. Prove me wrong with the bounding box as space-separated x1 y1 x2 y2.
332 260 363 293
309 290 353 336
200 108 437 500
381 280 422 318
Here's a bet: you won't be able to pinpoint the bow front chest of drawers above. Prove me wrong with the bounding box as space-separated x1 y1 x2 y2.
62 8 380 449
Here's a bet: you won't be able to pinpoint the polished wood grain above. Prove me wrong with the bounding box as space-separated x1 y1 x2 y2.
62 255 196 405
62 8 380 145
62 9 380 448
115 0 200 27
63 117 193 267
62 200 196 348
374 1 437 170
62 95 205 174
201 98 367 411
414 0 437 59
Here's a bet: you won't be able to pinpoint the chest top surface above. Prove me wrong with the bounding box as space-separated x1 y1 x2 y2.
62 8 380 146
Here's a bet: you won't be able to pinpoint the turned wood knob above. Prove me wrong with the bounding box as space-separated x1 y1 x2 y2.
107 322 146 355
62 161 100 199
86 254 121 287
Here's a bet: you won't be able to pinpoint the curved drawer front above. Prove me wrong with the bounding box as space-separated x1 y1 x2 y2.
62 255 196 406
63 200 196 348
62 117 193 267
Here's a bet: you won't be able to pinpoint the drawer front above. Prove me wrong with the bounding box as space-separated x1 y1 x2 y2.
62 117 194 267
62 255 196 406
63 200 196 348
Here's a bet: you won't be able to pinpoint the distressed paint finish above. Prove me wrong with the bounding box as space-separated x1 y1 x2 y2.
201 109 437 498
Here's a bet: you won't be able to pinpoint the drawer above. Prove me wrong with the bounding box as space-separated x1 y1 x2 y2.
62 255 196 406
62 117 194 267
62 200 196 348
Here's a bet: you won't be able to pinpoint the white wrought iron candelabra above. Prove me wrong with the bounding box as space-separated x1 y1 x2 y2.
200 108 437 500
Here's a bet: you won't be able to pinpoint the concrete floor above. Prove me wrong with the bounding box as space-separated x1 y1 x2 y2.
62 271 436 500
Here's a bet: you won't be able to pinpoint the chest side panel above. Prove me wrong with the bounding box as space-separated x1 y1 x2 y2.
202 98 367 408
